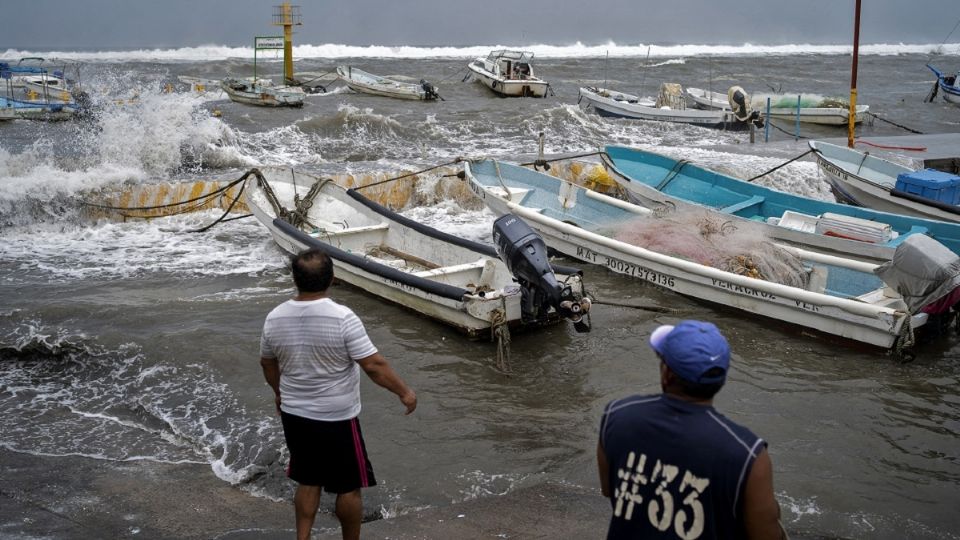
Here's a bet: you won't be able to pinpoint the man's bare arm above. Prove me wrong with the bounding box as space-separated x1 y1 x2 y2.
357 352 417 414
597 441 611 498
742 447 785 540
260 356 281 413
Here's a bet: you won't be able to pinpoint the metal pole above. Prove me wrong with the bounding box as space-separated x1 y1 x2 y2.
795 95 801 141
848 0 861 148
764 97 771 142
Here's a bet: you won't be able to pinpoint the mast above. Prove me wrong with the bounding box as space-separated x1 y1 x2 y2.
272 3 302 85
847 0 861 148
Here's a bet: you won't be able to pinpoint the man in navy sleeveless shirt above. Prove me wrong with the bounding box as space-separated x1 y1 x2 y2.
597 320 783 539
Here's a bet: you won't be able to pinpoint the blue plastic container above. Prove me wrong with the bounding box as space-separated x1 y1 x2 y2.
895 169 960 205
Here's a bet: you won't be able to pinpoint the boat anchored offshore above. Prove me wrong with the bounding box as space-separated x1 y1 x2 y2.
578 84 760 130
221 77 305 107
0 58 87 120
336 66 441 100
925 64 960 107
685 87 868 126
467 50 550 97
243 167 592 342
602 145 960 262
463 158 960 356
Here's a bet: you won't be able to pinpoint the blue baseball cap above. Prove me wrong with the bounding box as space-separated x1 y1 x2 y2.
649 320 730 385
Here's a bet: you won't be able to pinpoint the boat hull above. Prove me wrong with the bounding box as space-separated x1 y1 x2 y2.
603 144 960 258
244 167 581 337
467 64 549 97
336 66 433 100
221 80 305 107
810 140 960 223
579 87 748 130
465 160 921 350
763 106 868 125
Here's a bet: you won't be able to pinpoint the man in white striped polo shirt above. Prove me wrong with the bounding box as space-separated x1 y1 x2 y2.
260 248 417 540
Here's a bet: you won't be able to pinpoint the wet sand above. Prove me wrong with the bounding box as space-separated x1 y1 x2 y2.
3 446 841 539
0 447 611 539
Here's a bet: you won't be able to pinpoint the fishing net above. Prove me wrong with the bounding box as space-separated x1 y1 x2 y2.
609 210 810 289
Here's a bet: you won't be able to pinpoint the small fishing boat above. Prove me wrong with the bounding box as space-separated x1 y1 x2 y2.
809 140 960 222
685 87 868 125
578 85 757 130
221 77 305 107
684 86 730 110
463 159 958 355
602 145 960 261
925 64 960 106
336 66 440 101
467 50 549 97
0 59 85 120
243 167 591 339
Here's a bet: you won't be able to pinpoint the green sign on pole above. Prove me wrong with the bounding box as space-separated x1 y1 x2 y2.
253 36 285 81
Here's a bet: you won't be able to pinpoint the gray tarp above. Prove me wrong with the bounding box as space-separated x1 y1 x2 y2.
874 234 960 314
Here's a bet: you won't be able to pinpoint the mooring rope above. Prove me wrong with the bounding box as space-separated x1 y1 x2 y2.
353 158 466 191
518 150 607 168
865 111 924 135
746 149 815 183
82 175 247 214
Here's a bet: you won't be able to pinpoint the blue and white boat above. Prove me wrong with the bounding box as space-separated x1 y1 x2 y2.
926 64 960 107
1 59 84 120
810 140 960 223
463 159 958 354
600 145 960 263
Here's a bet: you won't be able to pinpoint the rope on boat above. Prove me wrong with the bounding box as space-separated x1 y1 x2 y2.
589 298 678 313
189 179 250 233
490 299 512 373
353 158 466 191
855 140 927 152
865 112 924 135
893 317 916 363
746 149 815 183
518 150 607 168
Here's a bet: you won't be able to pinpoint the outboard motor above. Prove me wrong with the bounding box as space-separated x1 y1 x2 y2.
727 85 763 127
492 214 590 328
420 79 442 101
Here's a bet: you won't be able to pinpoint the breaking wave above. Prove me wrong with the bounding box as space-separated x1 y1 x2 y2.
5 42 959 62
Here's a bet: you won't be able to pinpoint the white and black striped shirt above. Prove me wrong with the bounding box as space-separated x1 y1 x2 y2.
261 298 377 421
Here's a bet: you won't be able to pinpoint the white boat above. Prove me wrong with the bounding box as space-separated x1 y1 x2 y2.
752 93 868 125
809 140 960 222
461 159 960 355
684 87 729 110
243 167 592 338
578 85 755 130
686 87 868 125
336 66 440 101
467 50 549 98
926 64 960 106
221 77 305 107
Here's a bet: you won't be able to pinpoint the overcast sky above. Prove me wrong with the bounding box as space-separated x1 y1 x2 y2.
3 0 959 50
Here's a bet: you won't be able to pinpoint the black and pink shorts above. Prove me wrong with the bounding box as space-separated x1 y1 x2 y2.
280 411 377 493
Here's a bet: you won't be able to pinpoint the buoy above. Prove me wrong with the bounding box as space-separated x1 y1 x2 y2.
212 109 222 118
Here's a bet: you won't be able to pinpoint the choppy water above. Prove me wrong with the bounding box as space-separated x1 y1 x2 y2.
2 45 960 538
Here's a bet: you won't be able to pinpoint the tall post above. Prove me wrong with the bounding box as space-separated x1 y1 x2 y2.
764 97 771 143
848 0 861 148
795 95 801 141
273 3 302 85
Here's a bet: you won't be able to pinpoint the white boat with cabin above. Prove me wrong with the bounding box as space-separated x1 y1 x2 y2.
467 50 549 97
